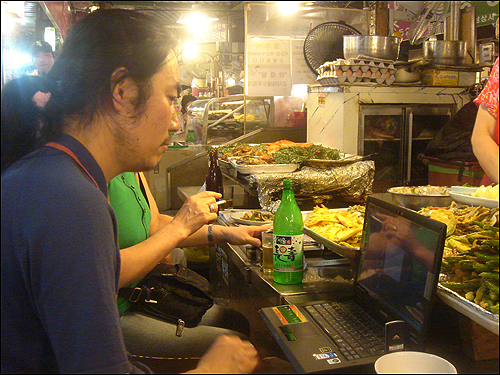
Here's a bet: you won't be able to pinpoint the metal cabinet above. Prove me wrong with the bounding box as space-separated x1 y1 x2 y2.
186 94 274 146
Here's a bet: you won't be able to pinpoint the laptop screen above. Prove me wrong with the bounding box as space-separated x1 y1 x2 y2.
357 199 444 334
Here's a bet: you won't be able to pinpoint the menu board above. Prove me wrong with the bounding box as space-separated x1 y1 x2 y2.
245 37 292 96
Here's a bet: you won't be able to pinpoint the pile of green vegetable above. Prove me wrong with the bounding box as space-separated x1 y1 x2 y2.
272 144 341 164
440 221 499 314
215 143 341 164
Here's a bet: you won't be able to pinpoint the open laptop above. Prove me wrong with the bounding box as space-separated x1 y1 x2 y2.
259 195 447 373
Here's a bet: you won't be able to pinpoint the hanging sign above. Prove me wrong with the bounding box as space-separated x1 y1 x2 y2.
196 22 227 43
291 39 317 85
246 37 291 96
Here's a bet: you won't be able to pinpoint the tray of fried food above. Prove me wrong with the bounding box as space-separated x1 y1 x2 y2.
303 204 366 259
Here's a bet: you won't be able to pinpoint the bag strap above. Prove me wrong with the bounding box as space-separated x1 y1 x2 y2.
45 142 99 189
118 286 158 304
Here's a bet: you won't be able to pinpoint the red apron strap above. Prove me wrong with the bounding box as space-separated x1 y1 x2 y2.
45 142 99 190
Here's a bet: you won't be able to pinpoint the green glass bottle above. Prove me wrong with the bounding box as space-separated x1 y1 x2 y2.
273 180 304 284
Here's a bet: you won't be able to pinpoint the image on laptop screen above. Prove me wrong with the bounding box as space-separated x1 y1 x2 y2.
357 202 442 334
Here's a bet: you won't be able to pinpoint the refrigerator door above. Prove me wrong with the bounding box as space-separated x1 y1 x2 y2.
359 106 405 191
405 105 455 186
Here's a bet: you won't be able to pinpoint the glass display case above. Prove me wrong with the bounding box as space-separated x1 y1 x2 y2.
186 95 274 145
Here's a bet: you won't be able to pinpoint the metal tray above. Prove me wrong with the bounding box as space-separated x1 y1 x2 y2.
228 157 299 175
303 226 360 259
437 281 499 335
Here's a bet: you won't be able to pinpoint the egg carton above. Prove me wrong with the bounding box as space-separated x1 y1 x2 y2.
317 59 396 85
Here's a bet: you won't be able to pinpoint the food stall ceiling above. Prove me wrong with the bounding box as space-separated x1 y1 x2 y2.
17 1 367 40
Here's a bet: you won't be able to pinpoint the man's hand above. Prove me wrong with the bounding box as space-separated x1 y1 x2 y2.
187 335 259 374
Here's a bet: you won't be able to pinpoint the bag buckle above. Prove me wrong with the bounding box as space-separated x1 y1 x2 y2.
145 287 158 304
129 287 143 303
176 319 186 337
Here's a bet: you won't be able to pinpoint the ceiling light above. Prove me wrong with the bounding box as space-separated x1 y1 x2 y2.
177 4 218 25
277 1 300 16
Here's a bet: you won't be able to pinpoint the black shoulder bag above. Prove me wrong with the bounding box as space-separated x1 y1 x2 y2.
118 263 214 336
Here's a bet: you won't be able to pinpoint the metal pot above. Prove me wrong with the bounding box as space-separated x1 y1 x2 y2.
387 186 452 211
423 40 467 66
394 66 421 83
394 60 426 83
343 35 402 61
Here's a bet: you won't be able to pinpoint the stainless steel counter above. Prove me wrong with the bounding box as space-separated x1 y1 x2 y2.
210 210 355 306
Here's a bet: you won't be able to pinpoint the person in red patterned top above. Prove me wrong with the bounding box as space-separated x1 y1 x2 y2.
472 57 499 185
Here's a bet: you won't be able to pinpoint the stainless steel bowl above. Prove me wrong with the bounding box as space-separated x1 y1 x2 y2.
388 186 452 211
423 40 467 66
343 35 402 61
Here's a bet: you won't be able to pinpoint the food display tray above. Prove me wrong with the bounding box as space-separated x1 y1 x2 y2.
437 282 499 335
303 226 360 259
449 186 499 209
228 157 299 175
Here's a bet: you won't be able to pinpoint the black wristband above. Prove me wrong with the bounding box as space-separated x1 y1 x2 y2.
207 224 214 245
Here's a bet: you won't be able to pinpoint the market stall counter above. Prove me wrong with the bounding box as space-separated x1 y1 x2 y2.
206 203 498 374
212 209 356 307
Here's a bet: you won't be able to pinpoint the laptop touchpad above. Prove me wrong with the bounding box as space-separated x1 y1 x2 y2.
288 323 317 339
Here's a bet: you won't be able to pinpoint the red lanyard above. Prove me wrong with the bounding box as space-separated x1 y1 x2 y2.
45 142 99 190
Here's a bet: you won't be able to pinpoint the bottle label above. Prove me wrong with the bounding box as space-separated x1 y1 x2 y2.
273 234 303 272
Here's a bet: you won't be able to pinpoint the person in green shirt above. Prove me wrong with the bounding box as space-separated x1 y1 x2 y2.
109 171 267 358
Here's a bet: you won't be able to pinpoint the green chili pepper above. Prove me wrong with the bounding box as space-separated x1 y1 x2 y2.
490 303 499 314
459 260 475 270
479 272 500 281
489 290 499 302
474 252 498 261
485 281 500 295
473 221 485 229
473 262 491 273
486 259 499 269
474 282 489 305
441 280 482 291
444 255 475 263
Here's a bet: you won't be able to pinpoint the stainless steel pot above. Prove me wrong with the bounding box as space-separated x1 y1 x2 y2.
394 60 426 83
343 35 402 61
423 40 467 66
394 65 421 83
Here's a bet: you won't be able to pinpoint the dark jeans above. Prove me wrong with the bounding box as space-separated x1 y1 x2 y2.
120 304 250 358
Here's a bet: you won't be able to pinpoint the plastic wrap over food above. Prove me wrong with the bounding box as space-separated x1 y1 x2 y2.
247 161 375 212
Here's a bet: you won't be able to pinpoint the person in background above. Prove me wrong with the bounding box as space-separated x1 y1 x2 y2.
30 40 55 77
471 57 499 185
28 41 54 108
1 9 258 374
170 93 197 144
181 94 197 125
1 75 48 172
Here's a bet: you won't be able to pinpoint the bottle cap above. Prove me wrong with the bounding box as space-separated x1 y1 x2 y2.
283 180 292 188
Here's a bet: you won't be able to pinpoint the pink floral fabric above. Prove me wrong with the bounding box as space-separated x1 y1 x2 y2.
474 57 499 185
475 57 499 121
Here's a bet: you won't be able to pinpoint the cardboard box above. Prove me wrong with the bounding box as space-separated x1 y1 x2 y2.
458 314 499 361
421 69 459 86
459 71 477 87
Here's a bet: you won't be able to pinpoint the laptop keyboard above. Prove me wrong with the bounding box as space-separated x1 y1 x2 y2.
304 301 385 361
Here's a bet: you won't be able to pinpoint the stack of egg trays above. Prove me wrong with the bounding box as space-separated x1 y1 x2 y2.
317 59 396 85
